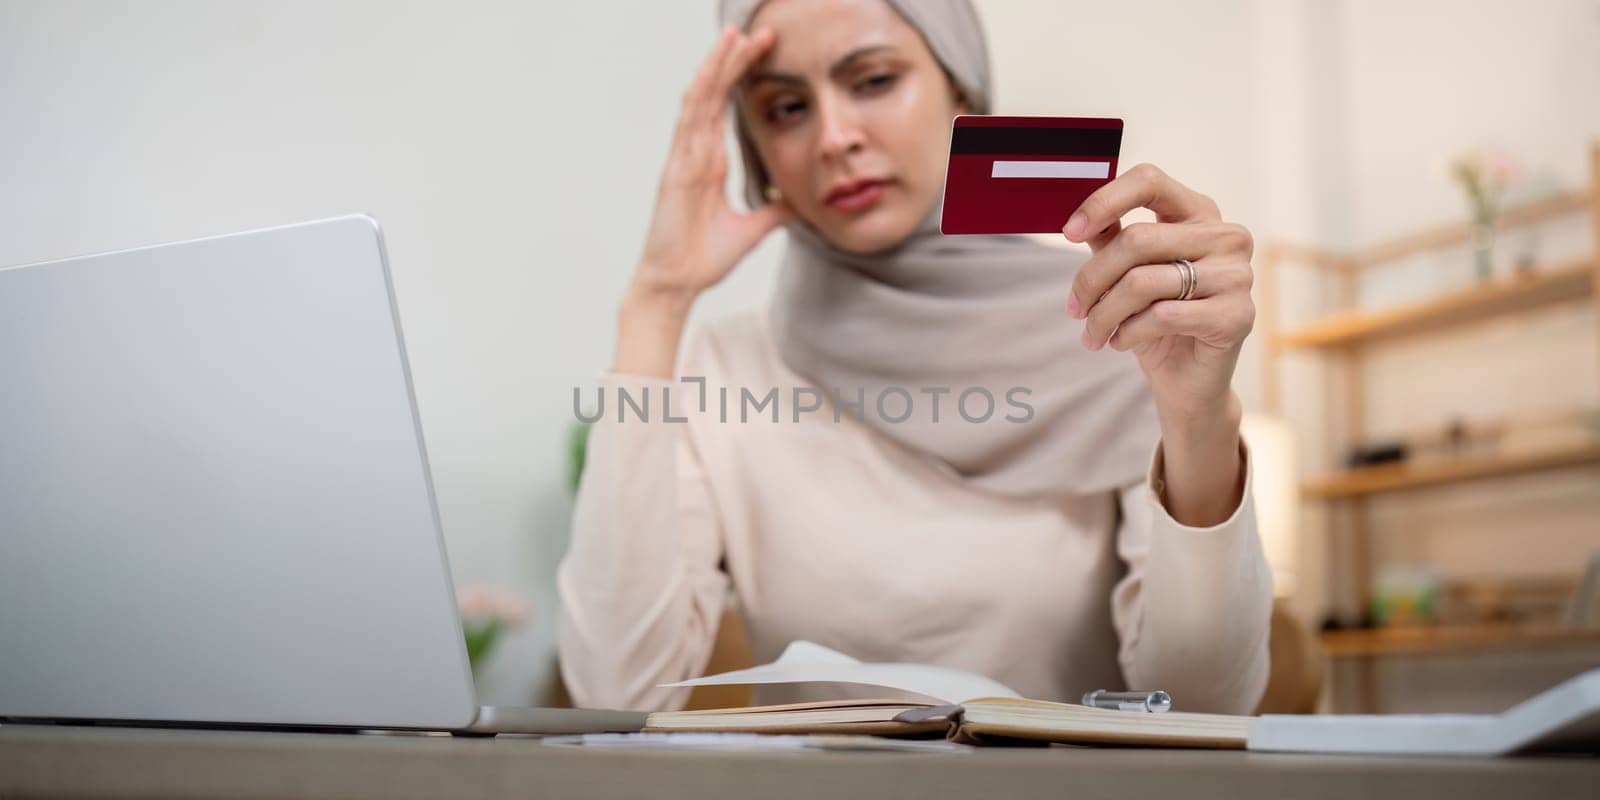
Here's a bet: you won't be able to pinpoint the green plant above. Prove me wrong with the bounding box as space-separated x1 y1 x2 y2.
462 618 505 669
1449 149 1519 226
1448 149 1521 280
567 419 592 496
455 585 529 674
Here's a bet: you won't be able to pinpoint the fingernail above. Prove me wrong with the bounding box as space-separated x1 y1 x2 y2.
1065 210 1087 241
1066 293 1081 317
1081 329 1093 349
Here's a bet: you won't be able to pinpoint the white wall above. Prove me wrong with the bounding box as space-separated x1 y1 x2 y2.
0 0 1268 703
4 0 1596 707
979 0 1265 407
0 0 773 704
1337 0 1600 245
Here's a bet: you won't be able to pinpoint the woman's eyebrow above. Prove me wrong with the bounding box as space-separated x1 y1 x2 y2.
827 44 896 77
744 44 899 88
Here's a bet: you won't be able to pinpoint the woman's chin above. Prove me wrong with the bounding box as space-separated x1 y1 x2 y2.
817 207 921 255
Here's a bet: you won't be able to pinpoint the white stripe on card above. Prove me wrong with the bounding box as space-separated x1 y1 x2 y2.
990 160 1110 179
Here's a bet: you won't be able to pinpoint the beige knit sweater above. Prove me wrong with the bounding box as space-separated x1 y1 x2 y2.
557 312 1272 714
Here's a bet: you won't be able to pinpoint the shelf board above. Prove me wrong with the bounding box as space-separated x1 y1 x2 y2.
1266 191 1593 272
1322 623 1600 658
1347 190 1593 270
1301 441 1600 499
1274 258 1595 350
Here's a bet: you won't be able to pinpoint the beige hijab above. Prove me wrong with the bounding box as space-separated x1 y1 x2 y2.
719 0 1159 497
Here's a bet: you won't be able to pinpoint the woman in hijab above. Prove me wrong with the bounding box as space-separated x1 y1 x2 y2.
558 0 1270 714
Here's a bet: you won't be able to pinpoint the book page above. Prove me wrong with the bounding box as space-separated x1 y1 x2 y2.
659 640 1020 704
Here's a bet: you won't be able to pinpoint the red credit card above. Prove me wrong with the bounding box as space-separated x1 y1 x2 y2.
939 115 1123 235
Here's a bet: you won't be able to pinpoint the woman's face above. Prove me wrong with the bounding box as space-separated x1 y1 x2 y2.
738 0 966 254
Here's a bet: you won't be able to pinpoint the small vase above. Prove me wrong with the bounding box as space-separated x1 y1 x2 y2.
1470 218 1495 281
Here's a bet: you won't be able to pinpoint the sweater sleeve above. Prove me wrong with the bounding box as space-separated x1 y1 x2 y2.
555 370 729 711
1108 437 1273 715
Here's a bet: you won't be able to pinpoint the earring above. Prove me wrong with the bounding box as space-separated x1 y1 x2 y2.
764 184 783 202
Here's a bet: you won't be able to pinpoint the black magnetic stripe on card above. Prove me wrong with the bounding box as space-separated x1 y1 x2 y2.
949 126 1122 156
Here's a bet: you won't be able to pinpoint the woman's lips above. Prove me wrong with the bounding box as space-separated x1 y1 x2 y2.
824 179 890 213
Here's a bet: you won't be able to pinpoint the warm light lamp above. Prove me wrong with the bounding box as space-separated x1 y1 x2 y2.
1241 414 1299 599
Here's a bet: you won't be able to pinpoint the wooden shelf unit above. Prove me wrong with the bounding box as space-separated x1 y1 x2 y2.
1321 623 1600 658
1259 143 1600 667
1274 258 1595 350
1301 441 1600 500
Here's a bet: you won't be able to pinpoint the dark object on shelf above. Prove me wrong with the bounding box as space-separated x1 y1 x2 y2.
1346 441 1408 469
1319 613 1376 632
1445 417 1469 453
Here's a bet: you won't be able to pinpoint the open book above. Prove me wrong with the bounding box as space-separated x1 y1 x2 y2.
650 642 1600 755
646 641 1250 748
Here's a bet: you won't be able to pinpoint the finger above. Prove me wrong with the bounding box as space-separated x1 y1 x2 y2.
1065 219 1117 317
1062 163 1222 243
680 28 775 166
710 26 776 116
1084 219 1120 254
742 198 796 237
1069 221 1250 319
696 32 755 128
1106 295 1255 353
1080 263 1182 350
675 26 739 141
670 29 750 174
1081 256 1252 350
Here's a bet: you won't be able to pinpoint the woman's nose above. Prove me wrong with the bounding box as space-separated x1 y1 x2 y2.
814 93 865 162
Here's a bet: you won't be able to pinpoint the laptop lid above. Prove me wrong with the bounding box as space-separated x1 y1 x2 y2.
0 215 478 730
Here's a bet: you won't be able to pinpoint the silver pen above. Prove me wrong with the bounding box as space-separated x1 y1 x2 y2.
1081 689 1172 713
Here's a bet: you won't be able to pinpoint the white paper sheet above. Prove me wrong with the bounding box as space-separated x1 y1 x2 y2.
659 640 1021 704
1247 667 1600 756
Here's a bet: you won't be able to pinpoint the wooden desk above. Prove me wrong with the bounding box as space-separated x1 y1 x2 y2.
2 723 1597 799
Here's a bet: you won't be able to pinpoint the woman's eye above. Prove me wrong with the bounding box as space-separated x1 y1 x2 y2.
765 99 807 125
854 73 898 94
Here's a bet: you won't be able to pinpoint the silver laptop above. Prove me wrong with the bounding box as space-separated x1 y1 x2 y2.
0 216 641 736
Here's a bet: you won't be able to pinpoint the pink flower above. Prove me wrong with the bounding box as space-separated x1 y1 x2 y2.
1448 147 1521 219
456 584 531 627
1480 150 1521 186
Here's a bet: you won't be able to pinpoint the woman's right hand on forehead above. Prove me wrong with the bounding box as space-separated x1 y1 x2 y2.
629 24 793 308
